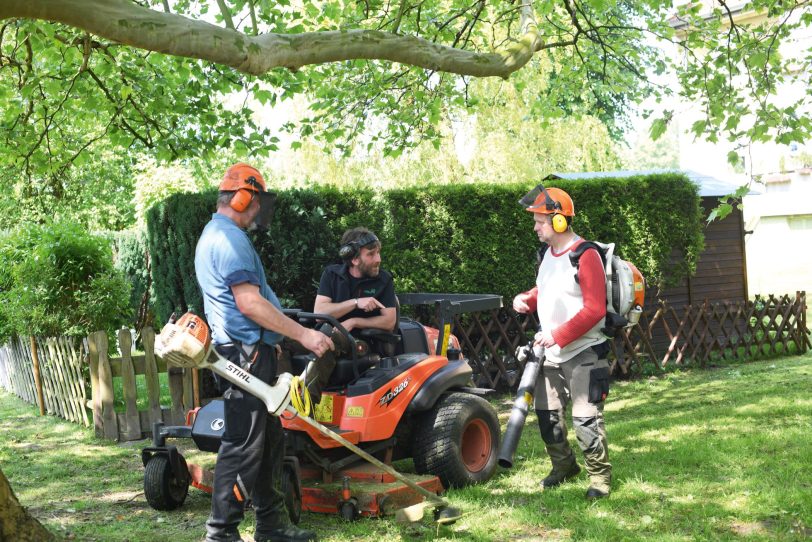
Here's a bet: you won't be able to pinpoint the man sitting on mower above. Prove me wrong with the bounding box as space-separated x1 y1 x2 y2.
314 227 397 333
301 228 397 400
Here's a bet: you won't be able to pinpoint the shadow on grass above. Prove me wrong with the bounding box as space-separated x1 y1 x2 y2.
2 354 811 541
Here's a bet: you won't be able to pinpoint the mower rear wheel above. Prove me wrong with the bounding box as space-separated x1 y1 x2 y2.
413 392 500 488
144 454 189 511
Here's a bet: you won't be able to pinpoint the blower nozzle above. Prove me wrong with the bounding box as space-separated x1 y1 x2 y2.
497 342 543 469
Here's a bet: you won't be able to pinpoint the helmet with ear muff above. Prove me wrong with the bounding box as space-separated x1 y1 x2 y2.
338 232 380 260
520 184 574 233
220 163 266 213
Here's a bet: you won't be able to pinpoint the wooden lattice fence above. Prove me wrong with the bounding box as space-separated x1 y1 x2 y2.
627 292 810 372
413 292 810 389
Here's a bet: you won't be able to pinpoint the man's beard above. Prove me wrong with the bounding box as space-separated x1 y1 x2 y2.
358 260 380 278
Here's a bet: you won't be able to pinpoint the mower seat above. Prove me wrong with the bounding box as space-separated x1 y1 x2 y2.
327 354 377 388
358 327 400 357
328 328 400 388
396 318 430 355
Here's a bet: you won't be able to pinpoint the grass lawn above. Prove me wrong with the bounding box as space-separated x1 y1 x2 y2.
2 353 811 541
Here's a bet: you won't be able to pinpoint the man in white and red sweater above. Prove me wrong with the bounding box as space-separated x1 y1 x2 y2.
513 185 612 500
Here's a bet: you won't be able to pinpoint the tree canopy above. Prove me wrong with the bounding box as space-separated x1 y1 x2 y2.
1 0 809 185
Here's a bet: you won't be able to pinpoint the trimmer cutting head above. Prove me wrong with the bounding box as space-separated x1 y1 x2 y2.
435 505 463 524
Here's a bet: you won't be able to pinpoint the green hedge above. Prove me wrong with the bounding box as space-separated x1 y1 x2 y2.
146 173 703 324
112 229 152 328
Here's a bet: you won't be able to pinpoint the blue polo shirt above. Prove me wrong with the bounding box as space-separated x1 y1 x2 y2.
194 213 283 346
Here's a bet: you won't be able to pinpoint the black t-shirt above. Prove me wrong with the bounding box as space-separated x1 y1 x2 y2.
317 263 396 321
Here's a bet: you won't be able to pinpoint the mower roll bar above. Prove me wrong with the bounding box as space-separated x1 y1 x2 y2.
398 293 503 357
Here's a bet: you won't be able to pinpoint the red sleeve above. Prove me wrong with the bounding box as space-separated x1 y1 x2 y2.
523 286 538 313
552 248 607 347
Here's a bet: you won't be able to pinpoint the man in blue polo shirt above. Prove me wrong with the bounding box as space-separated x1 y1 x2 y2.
195 163 333 542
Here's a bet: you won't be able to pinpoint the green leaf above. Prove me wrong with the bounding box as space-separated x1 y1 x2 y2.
649 118 668 141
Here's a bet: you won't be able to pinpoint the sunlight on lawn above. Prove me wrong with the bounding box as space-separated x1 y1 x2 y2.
2 352 811 541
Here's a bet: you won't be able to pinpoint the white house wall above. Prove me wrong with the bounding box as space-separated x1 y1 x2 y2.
744 180 812 296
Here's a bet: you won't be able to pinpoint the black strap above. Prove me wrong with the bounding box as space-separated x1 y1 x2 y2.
535 243 549 270
568 241 605 284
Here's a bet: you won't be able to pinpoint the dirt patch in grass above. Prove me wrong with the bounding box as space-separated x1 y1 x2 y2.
729 520 768 536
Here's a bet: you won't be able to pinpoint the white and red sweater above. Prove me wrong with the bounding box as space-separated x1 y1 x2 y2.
525 239 607 364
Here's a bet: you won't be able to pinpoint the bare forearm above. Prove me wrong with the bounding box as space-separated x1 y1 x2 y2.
232 283 333 356
348 309 396 331
313 296 356 319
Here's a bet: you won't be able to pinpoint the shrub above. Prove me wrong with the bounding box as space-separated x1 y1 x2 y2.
112 228 153 329
0 222 132 340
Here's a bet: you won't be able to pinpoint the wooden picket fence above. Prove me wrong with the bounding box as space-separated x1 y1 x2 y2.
0 327 197 442
85 327 197 441
0 336 89 426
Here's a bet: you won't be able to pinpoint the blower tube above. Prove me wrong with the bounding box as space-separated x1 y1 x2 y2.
497 341 543 469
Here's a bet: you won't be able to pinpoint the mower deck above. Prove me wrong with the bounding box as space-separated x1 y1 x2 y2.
301 463 443 518
186 460 442 519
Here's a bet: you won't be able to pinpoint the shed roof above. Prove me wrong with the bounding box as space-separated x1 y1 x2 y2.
544 169 756 197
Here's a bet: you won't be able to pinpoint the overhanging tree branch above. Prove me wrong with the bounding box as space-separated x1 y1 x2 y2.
1 0 543 78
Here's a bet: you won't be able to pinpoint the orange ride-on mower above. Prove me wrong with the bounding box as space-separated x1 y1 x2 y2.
141 293 503 523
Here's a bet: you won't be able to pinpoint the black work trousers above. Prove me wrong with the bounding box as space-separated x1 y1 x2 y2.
205 343 290 542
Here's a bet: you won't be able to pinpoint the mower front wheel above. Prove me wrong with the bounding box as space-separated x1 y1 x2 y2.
413 392 500 488
144 454 190 511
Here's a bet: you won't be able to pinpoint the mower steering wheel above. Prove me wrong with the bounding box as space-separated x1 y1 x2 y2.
294 312 361 380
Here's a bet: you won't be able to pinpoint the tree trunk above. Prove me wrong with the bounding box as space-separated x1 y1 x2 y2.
0 467 57 542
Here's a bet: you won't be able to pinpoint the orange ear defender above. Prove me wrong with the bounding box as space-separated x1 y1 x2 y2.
220 163 266 213
230 188 255 213
520 184 575 233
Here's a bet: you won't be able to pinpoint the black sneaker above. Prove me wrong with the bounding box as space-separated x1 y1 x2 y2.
540 463 581 488
255 525 317 542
